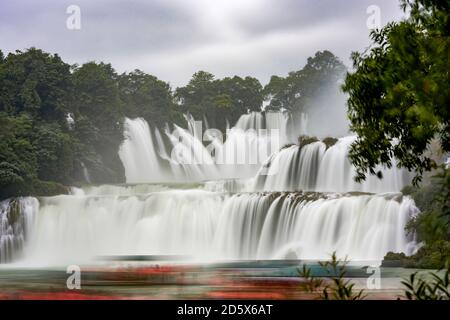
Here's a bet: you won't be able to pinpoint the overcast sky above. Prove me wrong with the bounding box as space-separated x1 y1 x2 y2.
0 0 406 87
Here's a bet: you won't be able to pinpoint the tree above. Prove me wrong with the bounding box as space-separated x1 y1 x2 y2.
176 72 264 130
0 48 72 122
264 50 346 115
175 71 216 122
342 0 450 184
0 113 37 198
33 122 74 183
70 62 125 183
217 76 264 119
118 69 178 127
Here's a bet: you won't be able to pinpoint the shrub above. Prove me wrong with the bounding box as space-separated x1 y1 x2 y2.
402 268 450 300
298 252 365 300
30 180 69 197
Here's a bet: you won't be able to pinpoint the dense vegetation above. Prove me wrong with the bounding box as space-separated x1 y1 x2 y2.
342 0 449 268
299 252 450 300
265 50 346 117
0 48 345 200
383 167 450 269
0 50 129 198
342 0 449 185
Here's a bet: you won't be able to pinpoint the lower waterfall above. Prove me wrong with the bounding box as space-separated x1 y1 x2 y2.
3 185 417 266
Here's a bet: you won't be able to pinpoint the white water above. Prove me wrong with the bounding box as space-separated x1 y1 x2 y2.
254 137 409 193
119 113 409 193
119 118 172 183
1 111 418 266
13 187 416 266
119 112 289 183
0 198 38 263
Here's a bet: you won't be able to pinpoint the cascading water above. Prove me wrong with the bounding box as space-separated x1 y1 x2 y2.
119 118 173 183
119 112 290 183
0 198 38 263
1 111 418 266
215 192 417 261
14 186 416 265
80 162 92 184
254 137 410 193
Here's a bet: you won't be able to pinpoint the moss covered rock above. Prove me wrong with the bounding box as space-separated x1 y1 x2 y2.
30 180 69 197
322 137 338 149
298 135 319 148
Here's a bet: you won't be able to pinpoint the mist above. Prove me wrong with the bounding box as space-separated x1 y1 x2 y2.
286 79 351 140
304 80 350 138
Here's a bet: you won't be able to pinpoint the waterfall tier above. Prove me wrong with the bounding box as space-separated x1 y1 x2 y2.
119 114 410 193
119 113 290 184
254 137 409 193
0 198 38 263
6 187 417 266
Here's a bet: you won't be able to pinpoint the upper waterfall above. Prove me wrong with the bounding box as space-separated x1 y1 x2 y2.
119 112 290 184
119 112 410 193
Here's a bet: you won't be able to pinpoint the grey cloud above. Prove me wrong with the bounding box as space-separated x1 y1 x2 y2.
234 0 403 37
0 0 405 86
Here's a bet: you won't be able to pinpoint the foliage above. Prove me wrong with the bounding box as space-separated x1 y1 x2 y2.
402 268 450 300
298 252 365 300
383 166 450 269
176 71 264 131
384 241 450 269
342 0 450 184
319 252 366 300
118 69 178 127
0 48 72 122
0 47 345 200
409 166 449 268
297 264 324 295
29 179 69 197
406 167 450 241
264 50 346 116
301 254 450 300
70 62 125 183
0 113 37 198
33 122 74 183
349 0 450 271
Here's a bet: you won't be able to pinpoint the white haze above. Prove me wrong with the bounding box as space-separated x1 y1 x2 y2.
302 82 350 138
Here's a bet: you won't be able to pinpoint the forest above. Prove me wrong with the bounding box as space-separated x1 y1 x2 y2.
0 48 345 199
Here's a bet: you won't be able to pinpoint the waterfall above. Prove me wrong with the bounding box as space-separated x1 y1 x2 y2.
118 114 409 193
215 192 417 261
0 198 38 263
254 137 410 193
80 162 92 184
15 186 416 266
119 113 289 183
119 118 174 183
0 111 418 267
